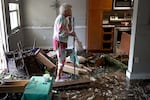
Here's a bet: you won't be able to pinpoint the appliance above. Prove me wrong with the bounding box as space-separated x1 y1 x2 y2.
113 0 133 10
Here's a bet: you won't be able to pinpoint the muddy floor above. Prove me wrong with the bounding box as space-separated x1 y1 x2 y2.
52 66 150 100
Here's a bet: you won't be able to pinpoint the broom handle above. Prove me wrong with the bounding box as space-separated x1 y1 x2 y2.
72 17 75 50
72 17 76 79
70 16 76 79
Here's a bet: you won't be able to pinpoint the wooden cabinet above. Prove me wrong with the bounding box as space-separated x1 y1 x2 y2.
102 27 114 52
87 0 112 52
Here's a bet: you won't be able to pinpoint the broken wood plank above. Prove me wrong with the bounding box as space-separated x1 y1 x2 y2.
46 51 56 58
63 63 88 75
0 80 29 93
34 49 89 75
81 65 92 72
34 49 56 69
53 79 91 88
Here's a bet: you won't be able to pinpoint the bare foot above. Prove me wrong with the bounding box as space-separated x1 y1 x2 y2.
55 78 65 82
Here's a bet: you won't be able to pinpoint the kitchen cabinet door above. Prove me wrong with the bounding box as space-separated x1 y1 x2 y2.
87 0 112 52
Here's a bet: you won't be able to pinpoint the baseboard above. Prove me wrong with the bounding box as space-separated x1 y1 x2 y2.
24 46 51 50
126 70 150 80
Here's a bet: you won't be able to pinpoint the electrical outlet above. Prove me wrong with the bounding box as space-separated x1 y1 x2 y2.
134 57 139 63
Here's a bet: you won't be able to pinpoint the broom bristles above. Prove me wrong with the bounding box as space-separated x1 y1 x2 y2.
75 36 84 51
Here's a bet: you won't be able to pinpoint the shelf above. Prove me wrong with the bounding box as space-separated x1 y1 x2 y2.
103 40 113 43
103 32 113 34
102 26 114 53
103 27 114 32
102 48 112 50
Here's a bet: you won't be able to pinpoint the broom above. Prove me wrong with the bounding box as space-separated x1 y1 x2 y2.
69 17 84 79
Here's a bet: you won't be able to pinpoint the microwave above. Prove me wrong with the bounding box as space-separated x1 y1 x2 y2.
113 0 133 10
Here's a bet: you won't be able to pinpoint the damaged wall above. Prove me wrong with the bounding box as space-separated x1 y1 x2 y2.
21 0 87 49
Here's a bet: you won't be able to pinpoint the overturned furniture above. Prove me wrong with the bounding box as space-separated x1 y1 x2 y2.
6 48 46 76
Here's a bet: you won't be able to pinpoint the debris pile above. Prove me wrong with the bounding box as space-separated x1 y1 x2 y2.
1 49 149 100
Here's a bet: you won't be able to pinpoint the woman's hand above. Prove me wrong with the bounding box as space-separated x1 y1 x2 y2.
70 31 76 37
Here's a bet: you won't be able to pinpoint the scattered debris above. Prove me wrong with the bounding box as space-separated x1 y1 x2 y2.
105 54 128 70
3 49 150 100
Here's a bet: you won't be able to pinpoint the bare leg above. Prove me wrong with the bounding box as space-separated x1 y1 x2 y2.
55 48 66 81
55 63 64 81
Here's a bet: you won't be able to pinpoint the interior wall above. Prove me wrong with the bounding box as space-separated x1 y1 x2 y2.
21 0 87 49
8 30 24 50
126 0 150 79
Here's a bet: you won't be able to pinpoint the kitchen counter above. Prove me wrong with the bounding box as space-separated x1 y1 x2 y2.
102 24 131 30
115 26 131 31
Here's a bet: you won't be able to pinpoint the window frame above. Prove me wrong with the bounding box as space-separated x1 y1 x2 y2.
7 0 21 34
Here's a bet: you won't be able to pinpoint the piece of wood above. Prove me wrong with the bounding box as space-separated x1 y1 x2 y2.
34 49 56 69
63 63 88 75
34 49 89 75
81 65 92 72
53 79 91 88
46 51 56 58
0 80 29 93
119 32 131 55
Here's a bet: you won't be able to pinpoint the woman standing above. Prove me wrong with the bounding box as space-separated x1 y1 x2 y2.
53 3 76 81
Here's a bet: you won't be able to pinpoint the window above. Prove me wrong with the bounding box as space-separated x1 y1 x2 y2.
8 3 20 32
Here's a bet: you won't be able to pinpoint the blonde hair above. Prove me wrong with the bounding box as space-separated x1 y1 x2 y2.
59 3 72 15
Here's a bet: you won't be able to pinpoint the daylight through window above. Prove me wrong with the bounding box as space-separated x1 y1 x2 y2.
9 3 20 31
